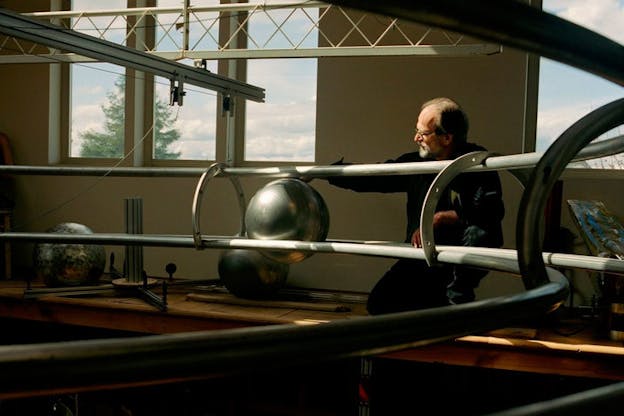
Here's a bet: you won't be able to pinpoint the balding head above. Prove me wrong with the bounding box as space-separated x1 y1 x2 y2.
420 97 469 144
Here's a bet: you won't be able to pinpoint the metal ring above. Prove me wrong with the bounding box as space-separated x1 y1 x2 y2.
518 98 624 289
191 162 247 250
420 151 491 266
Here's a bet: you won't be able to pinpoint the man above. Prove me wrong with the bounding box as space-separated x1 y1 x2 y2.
325 97 505 314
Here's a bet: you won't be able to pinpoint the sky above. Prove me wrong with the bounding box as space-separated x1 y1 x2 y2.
537 0 624 159
67 1 623 164
70 0 317 161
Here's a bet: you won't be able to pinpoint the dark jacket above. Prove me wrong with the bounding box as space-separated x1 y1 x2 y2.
326 142 505 248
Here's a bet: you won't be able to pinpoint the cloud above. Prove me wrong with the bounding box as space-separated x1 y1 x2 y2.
75 85 105 96
536 0 624 155
547 0 624 43
245 96 316 161
537 99 624 151
537 102 589 150
169 139 216 160
245 135 315 161
66 1 319 163
249 60 316 99
72 104 106 133
243 58 317 161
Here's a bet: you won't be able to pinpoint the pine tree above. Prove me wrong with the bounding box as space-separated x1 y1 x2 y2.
79 77 181 159
153 96 182 159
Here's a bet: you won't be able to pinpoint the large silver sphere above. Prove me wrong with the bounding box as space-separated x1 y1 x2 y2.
33 222 106 287
218 249 289 299
245 179 330 264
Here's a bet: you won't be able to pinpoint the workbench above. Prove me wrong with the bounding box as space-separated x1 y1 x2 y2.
0 279 622 380
0 278 622 414
0 279 369 334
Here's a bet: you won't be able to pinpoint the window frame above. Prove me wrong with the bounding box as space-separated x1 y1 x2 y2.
56 1 318 169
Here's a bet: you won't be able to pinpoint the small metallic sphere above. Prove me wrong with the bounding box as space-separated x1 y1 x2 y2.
33 222 106 287
218 249 289 299
245 179 330 264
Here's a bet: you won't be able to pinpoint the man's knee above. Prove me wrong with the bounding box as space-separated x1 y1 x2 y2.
462 225 488 246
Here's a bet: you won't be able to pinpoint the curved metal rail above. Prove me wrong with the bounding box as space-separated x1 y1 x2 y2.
420 151 492 266
0 265 567 399
322 0 624 86
485 380 624 416
518 98 624 289
0 1 620 405
191 162 247 249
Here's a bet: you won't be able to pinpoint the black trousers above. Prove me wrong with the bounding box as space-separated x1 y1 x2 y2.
366 225 492 315
366 259 451 314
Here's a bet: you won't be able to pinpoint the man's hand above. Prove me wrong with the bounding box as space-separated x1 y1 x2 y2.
412 210 460 248
411 229 422 248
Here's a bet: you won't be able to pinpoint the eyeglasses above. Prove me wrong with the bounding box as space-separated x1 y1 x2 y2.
414 127 446 138
414 129 437 138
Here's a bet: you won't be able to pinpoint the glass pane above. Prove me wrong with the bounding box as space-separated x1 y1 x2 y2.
153 62 218 161
71 63 126 158
537 1 624 169
70 0 126 158
244 2 318 162
71 0 127 45
245 58 317 162
151 1 219 161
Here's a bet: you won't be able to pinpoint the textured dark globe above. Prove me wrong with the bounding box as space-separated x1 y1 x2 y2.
245 179 330 264
218 249 289 299
33 222 106 287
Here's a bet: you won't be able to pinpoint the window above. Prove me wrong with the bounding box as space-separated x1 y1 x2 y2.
243 4 318 162
61 1 319 165
245 58 317 162
68 0 127 159
153 72 218 161
152 0 219 161
537 0 624 169
70 62 126 158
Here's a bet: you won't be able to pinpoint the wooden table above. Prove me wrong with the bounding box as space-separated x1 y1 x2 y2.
380 324 624 381
0 279 368 334
0 279 622 382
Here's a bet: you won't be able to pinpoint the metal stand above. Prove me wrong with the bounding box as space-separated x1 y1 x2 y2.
111 197 168 311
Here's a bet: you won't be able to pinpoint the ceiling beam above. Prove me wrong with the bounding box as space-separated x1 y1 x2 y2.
0 7 265 102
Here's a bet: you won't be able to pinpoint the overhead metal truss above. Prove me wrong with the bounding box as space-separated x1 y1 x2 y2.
0 0 501 64
0 7 264 103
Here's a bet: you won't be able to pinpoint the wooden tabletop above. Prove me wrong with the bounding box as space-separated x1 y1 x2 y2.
0 279 369 334
381 322 624 381
1 279 623 381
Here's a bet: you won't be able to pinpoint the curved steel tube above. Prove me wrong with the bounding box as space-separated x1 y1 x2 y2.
0 265 567 399
0 1 620 404
322 0 624 86
420 151 491 266
191 163 246 249
486 380 624 416
518 98 624 289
